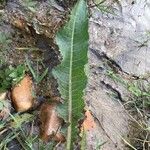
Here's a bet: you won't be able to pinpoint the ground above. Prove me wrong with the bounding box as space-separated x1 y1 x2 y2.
0 0 150 150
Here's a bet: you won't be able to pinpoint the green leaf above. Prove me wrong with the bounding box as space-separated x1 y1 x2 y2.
52 0 88 149
10 65 26 84
26 57 48 84
26 57 37 80
38 67 48 84
0 65 25 92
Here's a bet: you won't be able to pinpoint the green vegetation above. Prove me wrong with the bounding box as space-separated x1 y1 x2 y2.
107 70 150 149
52 0 88 148
0 0 150 149
26 57 48 84
0 65 26 92
0 132 18 149
0 0 6 5
107 70 150 109
0 112 36 150
0 0 89 149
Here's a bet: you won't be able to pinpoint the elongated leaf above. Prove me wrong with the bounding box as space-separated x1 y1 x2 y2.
52 0 88 149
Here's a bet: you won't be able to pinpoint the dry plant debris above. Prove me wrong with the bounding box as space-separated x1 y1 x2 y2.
0 92 10 120
0 92 6 101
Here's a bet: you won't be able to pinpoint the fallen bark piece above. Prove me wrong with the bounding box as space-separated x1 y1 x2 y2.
11 75 34 112
40 102 65 142
81 110 96 131
5 1 66 39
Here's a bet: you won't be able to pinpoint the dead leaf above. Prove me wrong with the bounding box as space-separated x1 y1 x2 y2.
81 110 96 131
11 75 34 112
39 102 65 142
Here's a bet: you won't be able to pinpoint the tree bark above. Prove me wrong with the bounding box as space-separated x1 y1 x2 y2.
4 0 70 39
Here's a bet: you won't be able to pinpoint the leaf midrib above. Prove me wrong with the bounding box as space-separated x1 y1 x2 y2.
67 12 78 150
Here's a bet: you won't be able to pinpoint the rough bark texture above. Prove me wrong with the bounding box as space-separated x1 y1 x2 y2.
4 0 67 39
85 0 150 149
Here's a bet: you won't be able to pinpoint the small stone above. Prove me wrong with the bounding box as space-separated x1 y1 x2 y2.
11 75 34 112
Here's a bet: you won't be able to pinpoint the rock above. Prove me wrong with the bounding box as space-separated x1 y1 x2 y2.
11 75 33 112
39 102 64 142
